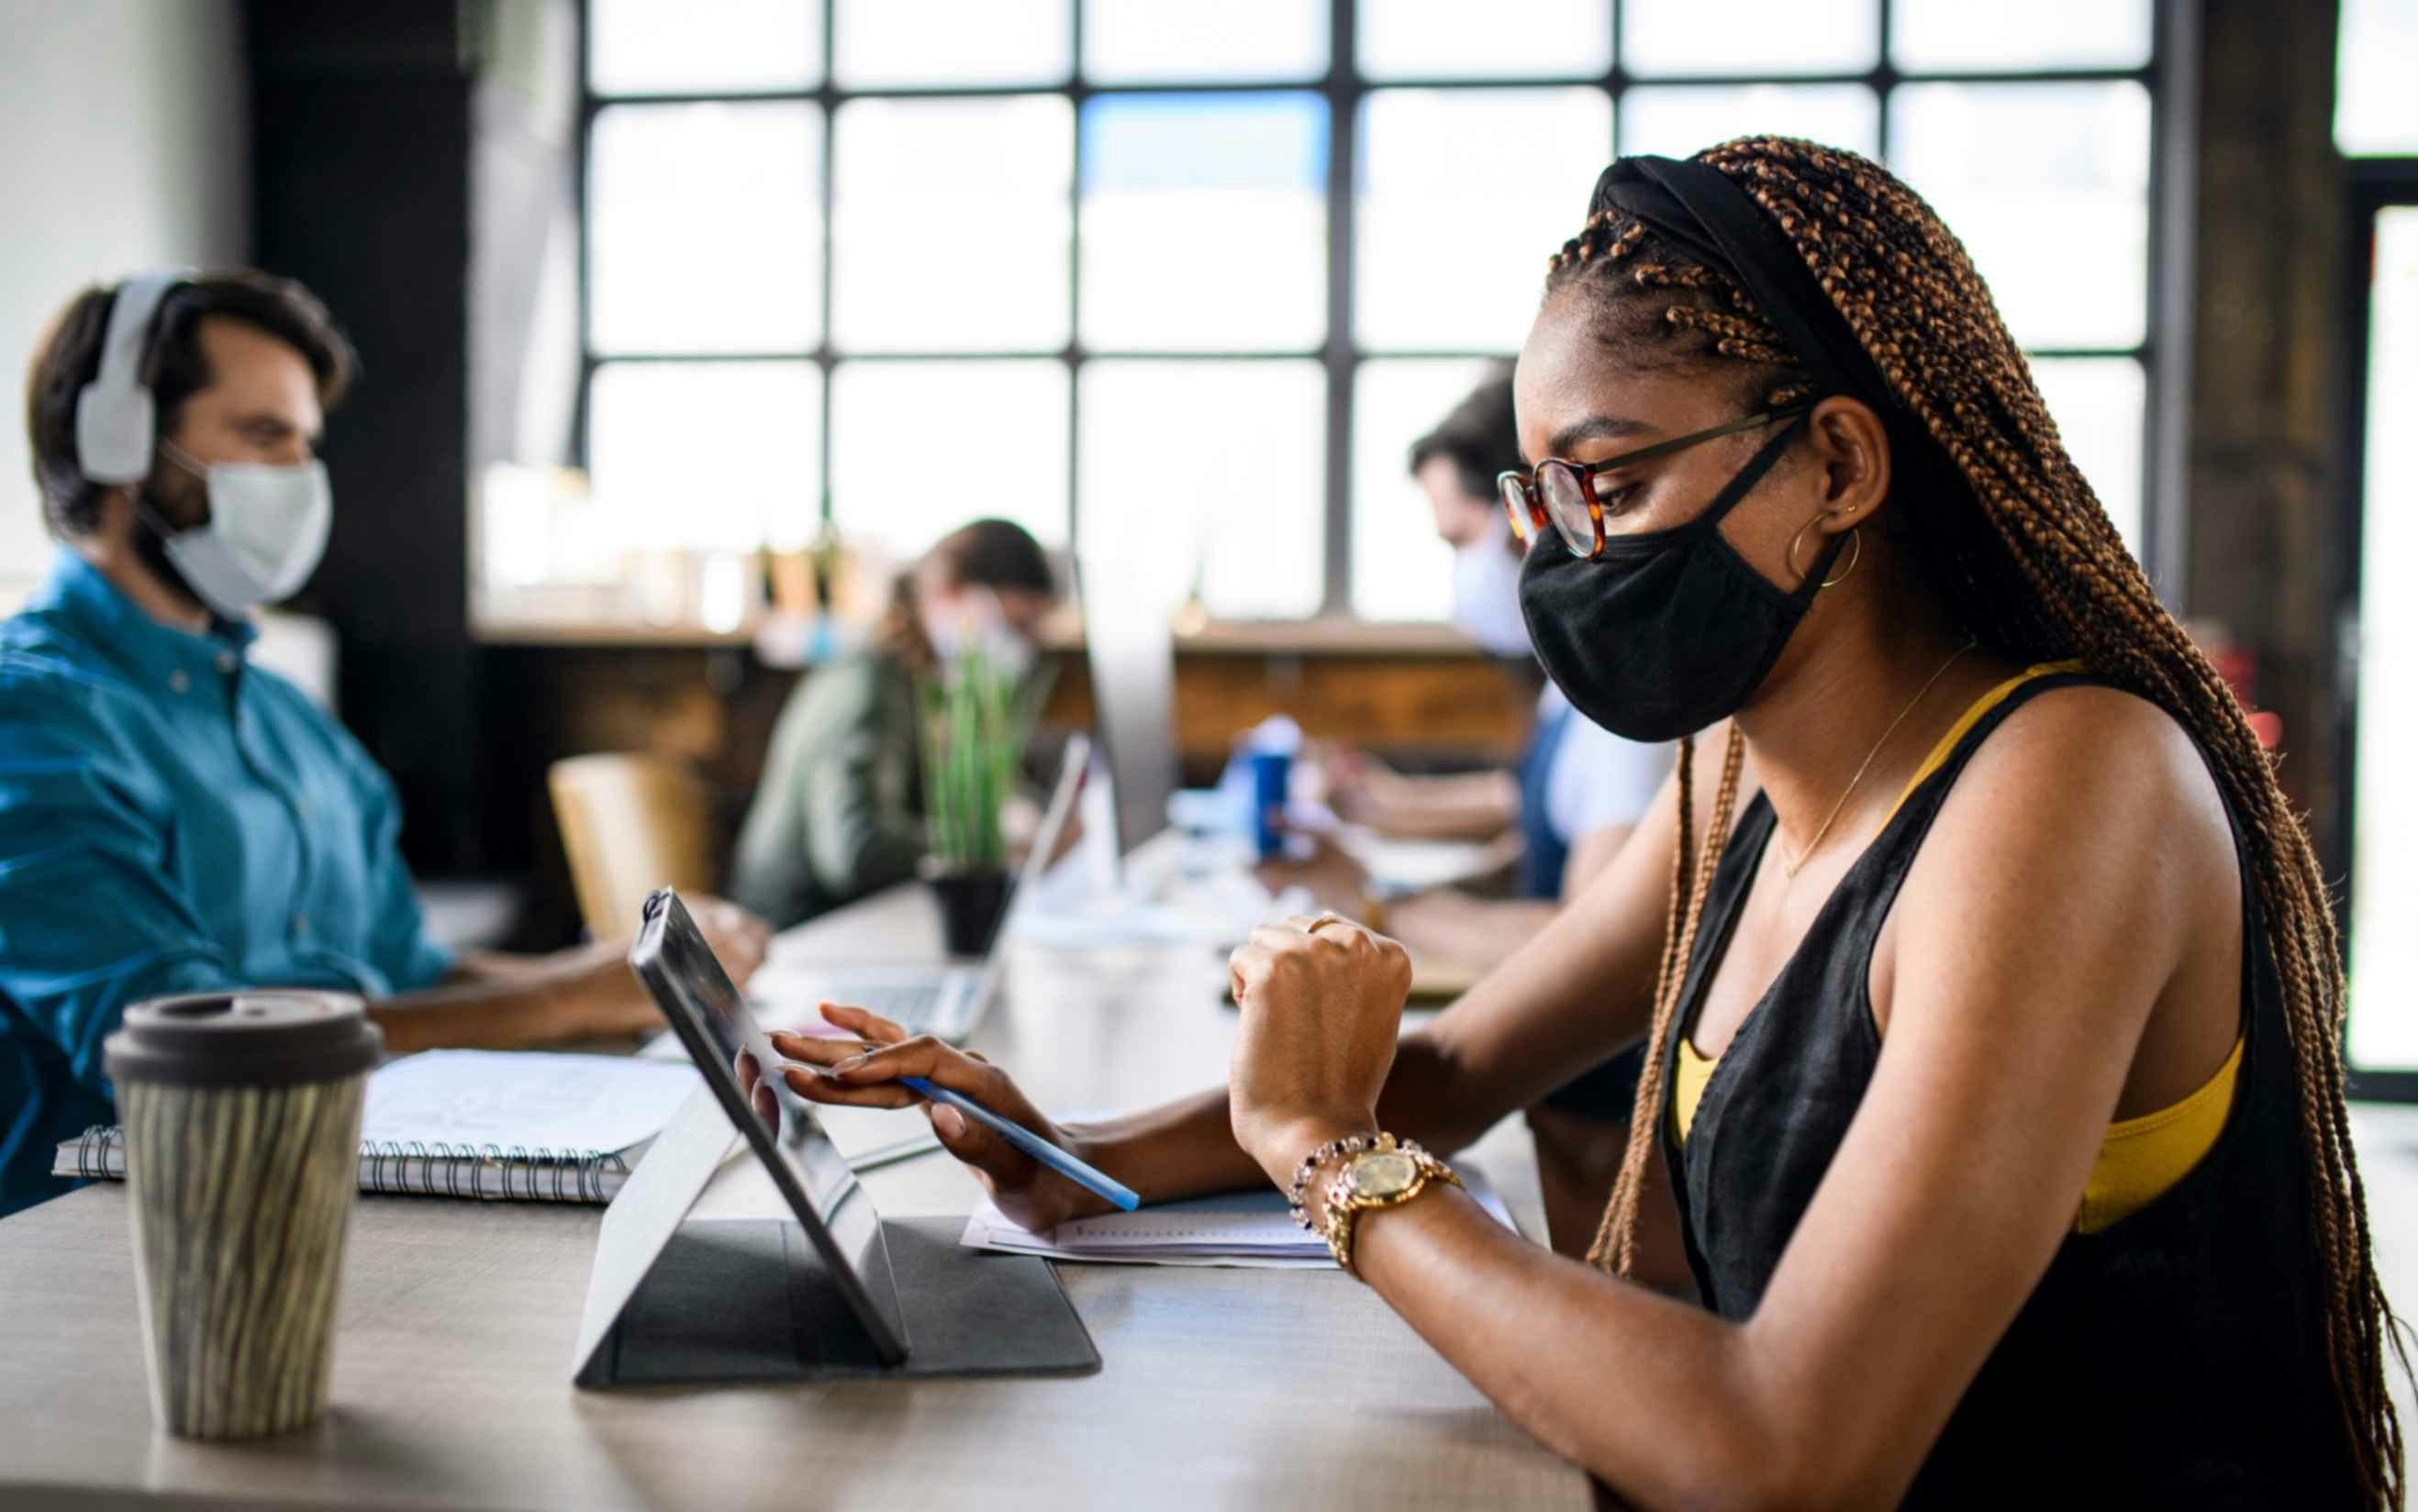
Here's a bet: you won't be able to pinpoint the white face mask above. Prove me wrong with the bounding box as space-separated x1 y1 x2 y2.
1450 517 1532 658
922 589 1037 682
141 439 333 617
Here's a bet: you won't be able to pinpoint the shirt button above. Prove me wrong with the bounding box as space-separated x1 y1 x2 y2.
293 915 311 938
167 671 189 695
215 651 237 674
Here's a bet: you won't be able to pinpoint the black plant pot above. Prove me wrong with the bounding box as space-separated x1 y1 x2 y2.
923 865 1010 957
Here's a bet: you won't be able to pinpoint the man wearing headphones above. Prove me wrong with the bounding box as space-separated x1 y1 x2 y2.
0 271 772 1217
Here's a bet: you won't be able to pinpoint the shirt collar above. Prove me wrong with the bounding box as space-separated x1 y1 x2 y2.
36 547 257 692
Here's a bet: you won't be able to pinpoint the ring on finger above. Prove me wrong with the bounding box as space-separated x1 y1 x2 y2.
1304 910 1348 938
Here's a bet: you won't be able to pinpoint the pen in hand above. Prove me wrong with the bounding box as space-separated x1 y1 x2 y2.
897 1075 1141 1212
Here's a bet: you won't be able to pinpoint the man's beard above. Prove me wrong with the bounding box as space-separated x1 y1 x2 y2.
129 472 216 621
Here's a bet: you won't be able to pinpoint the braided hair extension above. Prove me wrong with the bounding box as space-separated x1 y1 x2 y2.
1583 720 1747 1275
1543 137 2406 1506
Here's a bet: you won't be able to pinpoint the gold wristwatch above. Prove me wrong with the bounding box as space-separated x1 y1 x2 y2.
1319 1136 1461 1278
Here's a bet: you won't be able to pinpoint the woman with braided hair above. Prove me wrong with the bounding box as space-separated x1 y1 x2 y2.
771 138 2401 1506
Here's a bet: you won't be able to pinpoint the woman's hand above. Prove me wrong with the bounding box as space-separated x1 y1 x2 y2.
685 894 772 989
768 1002 1116 1231
1226 914 1411 1188
1310 740 1394 817
733 1043 781 1128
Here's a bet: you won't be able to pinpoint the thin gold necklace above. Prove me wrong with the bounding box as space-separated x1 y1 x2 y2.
1780 640 1978 880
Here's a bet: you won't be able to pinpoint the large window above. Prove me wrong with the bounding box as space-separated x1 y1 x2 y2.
566 0 2158 625
2337 0 2418 1089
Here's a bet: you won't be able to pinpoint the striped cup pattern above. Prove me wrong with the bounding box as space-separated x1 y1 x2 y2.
120 1074 367 1440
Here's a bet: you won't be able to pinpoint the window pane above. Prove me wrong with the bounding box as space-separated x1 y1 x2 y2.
1888 83 2149 350
2027 357 2145 560
588 0 822 95
1356 87 1607 353
830 361 1071 560
1353 359 1501 620
833 97 1071 352
589 361 820 550
1619 84 1879 161
2353 207 2418 1068
588 103 821 354
1078 361 1324 617
1080 94 1327 351
2339 0 2418 156
1086 0 1327 83
1623 0 1878 77
835 0 1070 87
1891 0 2150 72
1356 0 1608 81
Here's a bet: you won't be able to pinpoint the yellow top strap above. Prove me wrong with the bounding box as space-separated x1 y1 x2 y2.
1879 660 2087 829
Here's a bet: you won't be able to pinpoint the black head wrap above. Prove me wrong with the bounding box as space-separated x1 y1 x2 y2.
1586 155 1898 419
1578 152 2026 652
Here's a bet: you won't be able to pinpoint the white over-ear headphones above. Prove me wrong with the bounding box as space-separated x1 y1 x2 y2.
74 270 194 485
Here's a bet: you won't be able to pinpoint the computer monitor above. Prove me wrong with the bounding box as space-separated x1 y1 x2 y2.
1075 555 1178 856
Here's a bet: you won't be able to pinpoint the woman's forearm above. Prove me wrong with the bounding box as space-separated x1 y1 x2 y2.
1386 892 1559 975
1061 1087 1260 1204
1062 1035 1513 1206
1348 1184 1787 1508
1352 768 1520 840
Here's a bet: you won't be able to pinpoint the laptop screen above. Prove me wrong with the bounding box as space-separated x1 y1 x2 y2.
632 891 910 1355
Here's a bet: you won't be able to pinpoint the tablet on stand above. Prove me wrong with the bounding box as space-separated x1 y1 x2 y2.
572 891 1100 1387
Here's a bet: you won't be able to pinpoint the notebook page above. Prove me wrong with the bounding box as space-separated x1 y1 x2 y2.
360 1051 699 1156
961 1162 1517 1266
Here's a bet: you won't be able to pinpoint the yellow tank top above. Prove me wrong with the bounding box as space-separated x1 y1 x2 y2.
1673 662 2244 1235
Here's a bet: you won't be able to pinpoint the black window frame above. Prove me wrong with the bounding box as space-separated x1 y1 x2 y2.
2334 157 2418 1102
571 0 2167 620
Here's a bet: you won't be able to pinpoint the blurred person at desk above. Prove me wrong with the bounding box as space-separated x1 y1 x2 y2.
0 272 769 1218
1323 372 1677 857
1265 371 1671 1255
730 518 1059 930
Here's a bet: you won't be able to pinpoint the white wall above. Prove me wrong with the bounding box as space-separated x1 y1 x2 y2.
0 0 249 607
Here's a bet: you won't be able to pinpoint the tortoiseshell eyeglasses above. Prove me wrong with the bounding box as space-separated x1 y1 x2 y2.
1497 406 1809 559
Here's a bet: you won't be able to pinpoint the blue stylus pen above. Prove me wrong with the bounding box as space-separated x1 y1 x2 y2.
897 1075 1141 1211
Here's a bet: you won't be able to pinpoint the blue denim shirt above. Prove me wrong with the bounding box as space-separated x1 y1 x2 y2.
0 550 450 1217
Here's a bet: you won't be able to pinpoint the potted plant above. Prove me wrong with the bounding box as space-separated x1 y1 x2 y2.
918 635 1029 956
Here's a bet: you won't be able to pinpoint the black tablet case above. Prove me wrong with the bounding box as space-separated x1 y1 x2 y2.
584 1215 1100 1387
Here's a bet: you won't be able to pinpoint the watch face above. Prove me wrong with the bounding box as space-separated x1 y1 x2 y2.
1352 1150 1420 1199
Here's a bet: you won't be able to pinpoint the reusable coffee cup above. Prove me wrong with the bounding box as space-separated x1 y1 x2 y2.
103 991 383 1440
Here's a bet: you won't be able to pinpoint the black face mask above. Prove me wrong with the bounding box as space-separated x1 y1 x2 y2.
1517 415 1833 742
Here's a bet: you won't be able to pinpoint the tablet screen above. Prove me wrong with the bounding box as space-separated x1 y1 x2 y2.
633 892 908 1355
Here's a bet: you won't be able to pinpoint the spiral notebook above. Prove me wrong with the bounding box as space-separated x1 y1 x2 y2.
55 1050 702 1205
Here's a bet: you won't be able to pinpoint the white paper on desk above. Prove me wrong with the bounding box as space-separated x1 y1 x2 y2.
1336 828 1515 895
1012 874 1288 951
359 1051 699 1157
962 1162 1517 1269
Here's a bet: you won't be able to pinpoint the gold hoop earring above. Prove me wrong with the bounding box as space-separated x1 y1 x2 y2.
1786 516 1862 589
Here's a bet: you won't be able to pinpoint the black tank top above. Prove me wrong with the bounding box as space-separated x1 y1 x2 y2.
1657 671 2359 1505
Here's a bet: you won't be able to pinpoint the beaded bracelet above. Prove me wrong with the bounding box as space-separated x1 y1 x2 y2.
1287 1131 1390 1231
1321 1140 1460 1278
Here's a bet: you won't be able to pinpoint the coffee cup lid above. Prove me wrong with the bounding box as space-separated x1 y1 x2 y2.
104 992 384 1089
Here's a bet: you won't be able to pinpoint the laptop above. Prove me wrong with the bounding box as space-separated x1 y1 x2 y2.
752 732 1088 1042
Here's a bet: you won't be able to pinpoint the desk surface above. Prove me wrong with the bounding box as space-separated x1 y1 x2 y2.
0 884 1587 1511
